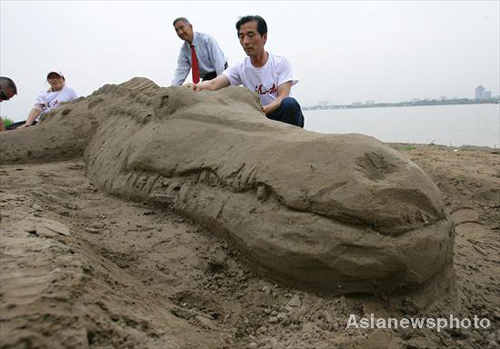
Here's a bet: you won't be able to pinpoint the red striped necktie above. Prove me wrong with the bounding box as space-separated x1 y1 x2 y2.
191 44 200 84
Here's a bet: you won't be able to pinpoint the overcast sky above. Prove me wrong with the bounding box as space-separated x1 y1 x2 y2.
1 0 499 122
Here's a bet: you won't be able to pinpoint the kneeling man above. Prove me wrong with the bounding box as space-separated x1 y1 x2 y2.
188 15 304 128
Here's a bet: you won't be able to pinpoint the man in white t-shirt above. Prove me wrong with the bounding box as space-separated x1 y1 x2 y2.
18 70 78 128
187 15 304 128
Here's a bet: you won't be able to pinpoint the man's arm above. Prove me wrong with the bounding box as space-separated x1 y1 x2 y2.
262 81 292 115
19 108 41 127
186 74 230 92
172 46 191 86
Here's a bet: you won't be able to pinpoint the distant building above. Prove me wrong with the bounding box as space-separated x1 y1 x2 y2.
365 100 375 106
475 85 485 100
475 85 492 100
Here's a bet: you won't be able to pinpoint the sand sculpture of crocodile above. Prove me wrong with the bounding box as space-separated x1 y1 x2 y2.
0 78 454 294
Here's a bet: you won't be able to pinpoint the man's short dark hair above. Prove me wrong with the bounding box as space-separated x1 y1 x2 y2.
173 17 190 26
0 76 17 94
236 15 267 36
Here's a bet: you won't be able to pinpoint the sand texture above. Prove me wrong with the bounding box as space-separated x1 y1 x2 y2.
1 78 498 348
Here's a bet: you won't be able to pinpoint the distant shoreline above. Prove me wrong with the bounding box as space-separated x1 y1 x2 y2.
304 98 500 111
387 142 499 152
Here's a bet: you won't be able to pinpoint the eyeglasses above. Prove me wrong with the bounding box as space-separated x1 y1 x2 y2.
0 90 10 101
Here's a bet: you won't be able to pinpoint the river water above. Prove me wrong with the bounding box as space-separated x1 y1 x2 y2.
303 104 500 147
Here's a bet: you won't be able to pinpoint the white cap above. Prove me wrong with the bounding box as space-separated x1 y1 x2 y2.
47 70 64 79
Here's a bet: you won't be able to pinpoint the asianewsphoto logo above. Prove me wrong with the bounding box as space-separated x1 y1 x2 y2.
346 314 492 332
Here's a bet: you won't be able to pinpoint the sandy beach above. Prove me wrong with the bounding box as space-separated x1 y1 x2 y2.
1 0 499 345
1 78 499 348
1 142 499 348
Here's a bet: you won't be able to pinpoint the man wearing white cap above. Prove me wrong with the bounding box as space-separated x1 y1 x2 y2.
19 70 78 128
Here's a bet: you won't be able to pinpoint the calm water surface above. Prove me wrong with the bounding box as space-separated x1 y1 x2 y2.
304 104 500 147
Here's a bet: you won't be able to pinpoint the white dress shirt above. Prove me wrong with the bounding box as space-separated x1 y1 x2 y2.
172 32 227 86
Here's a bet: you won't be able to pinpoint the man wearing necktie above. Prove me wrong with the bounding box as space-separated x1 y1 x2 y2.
171 17 228 86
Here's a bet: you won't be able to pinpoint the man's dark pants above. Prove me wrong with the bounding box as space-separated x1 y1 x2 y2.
202 62 229 81
267 97 305 128
5 120 36 130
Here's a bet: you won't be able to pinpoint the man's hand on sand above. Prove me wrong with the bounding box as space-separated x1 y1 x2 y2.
184 83 199 92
